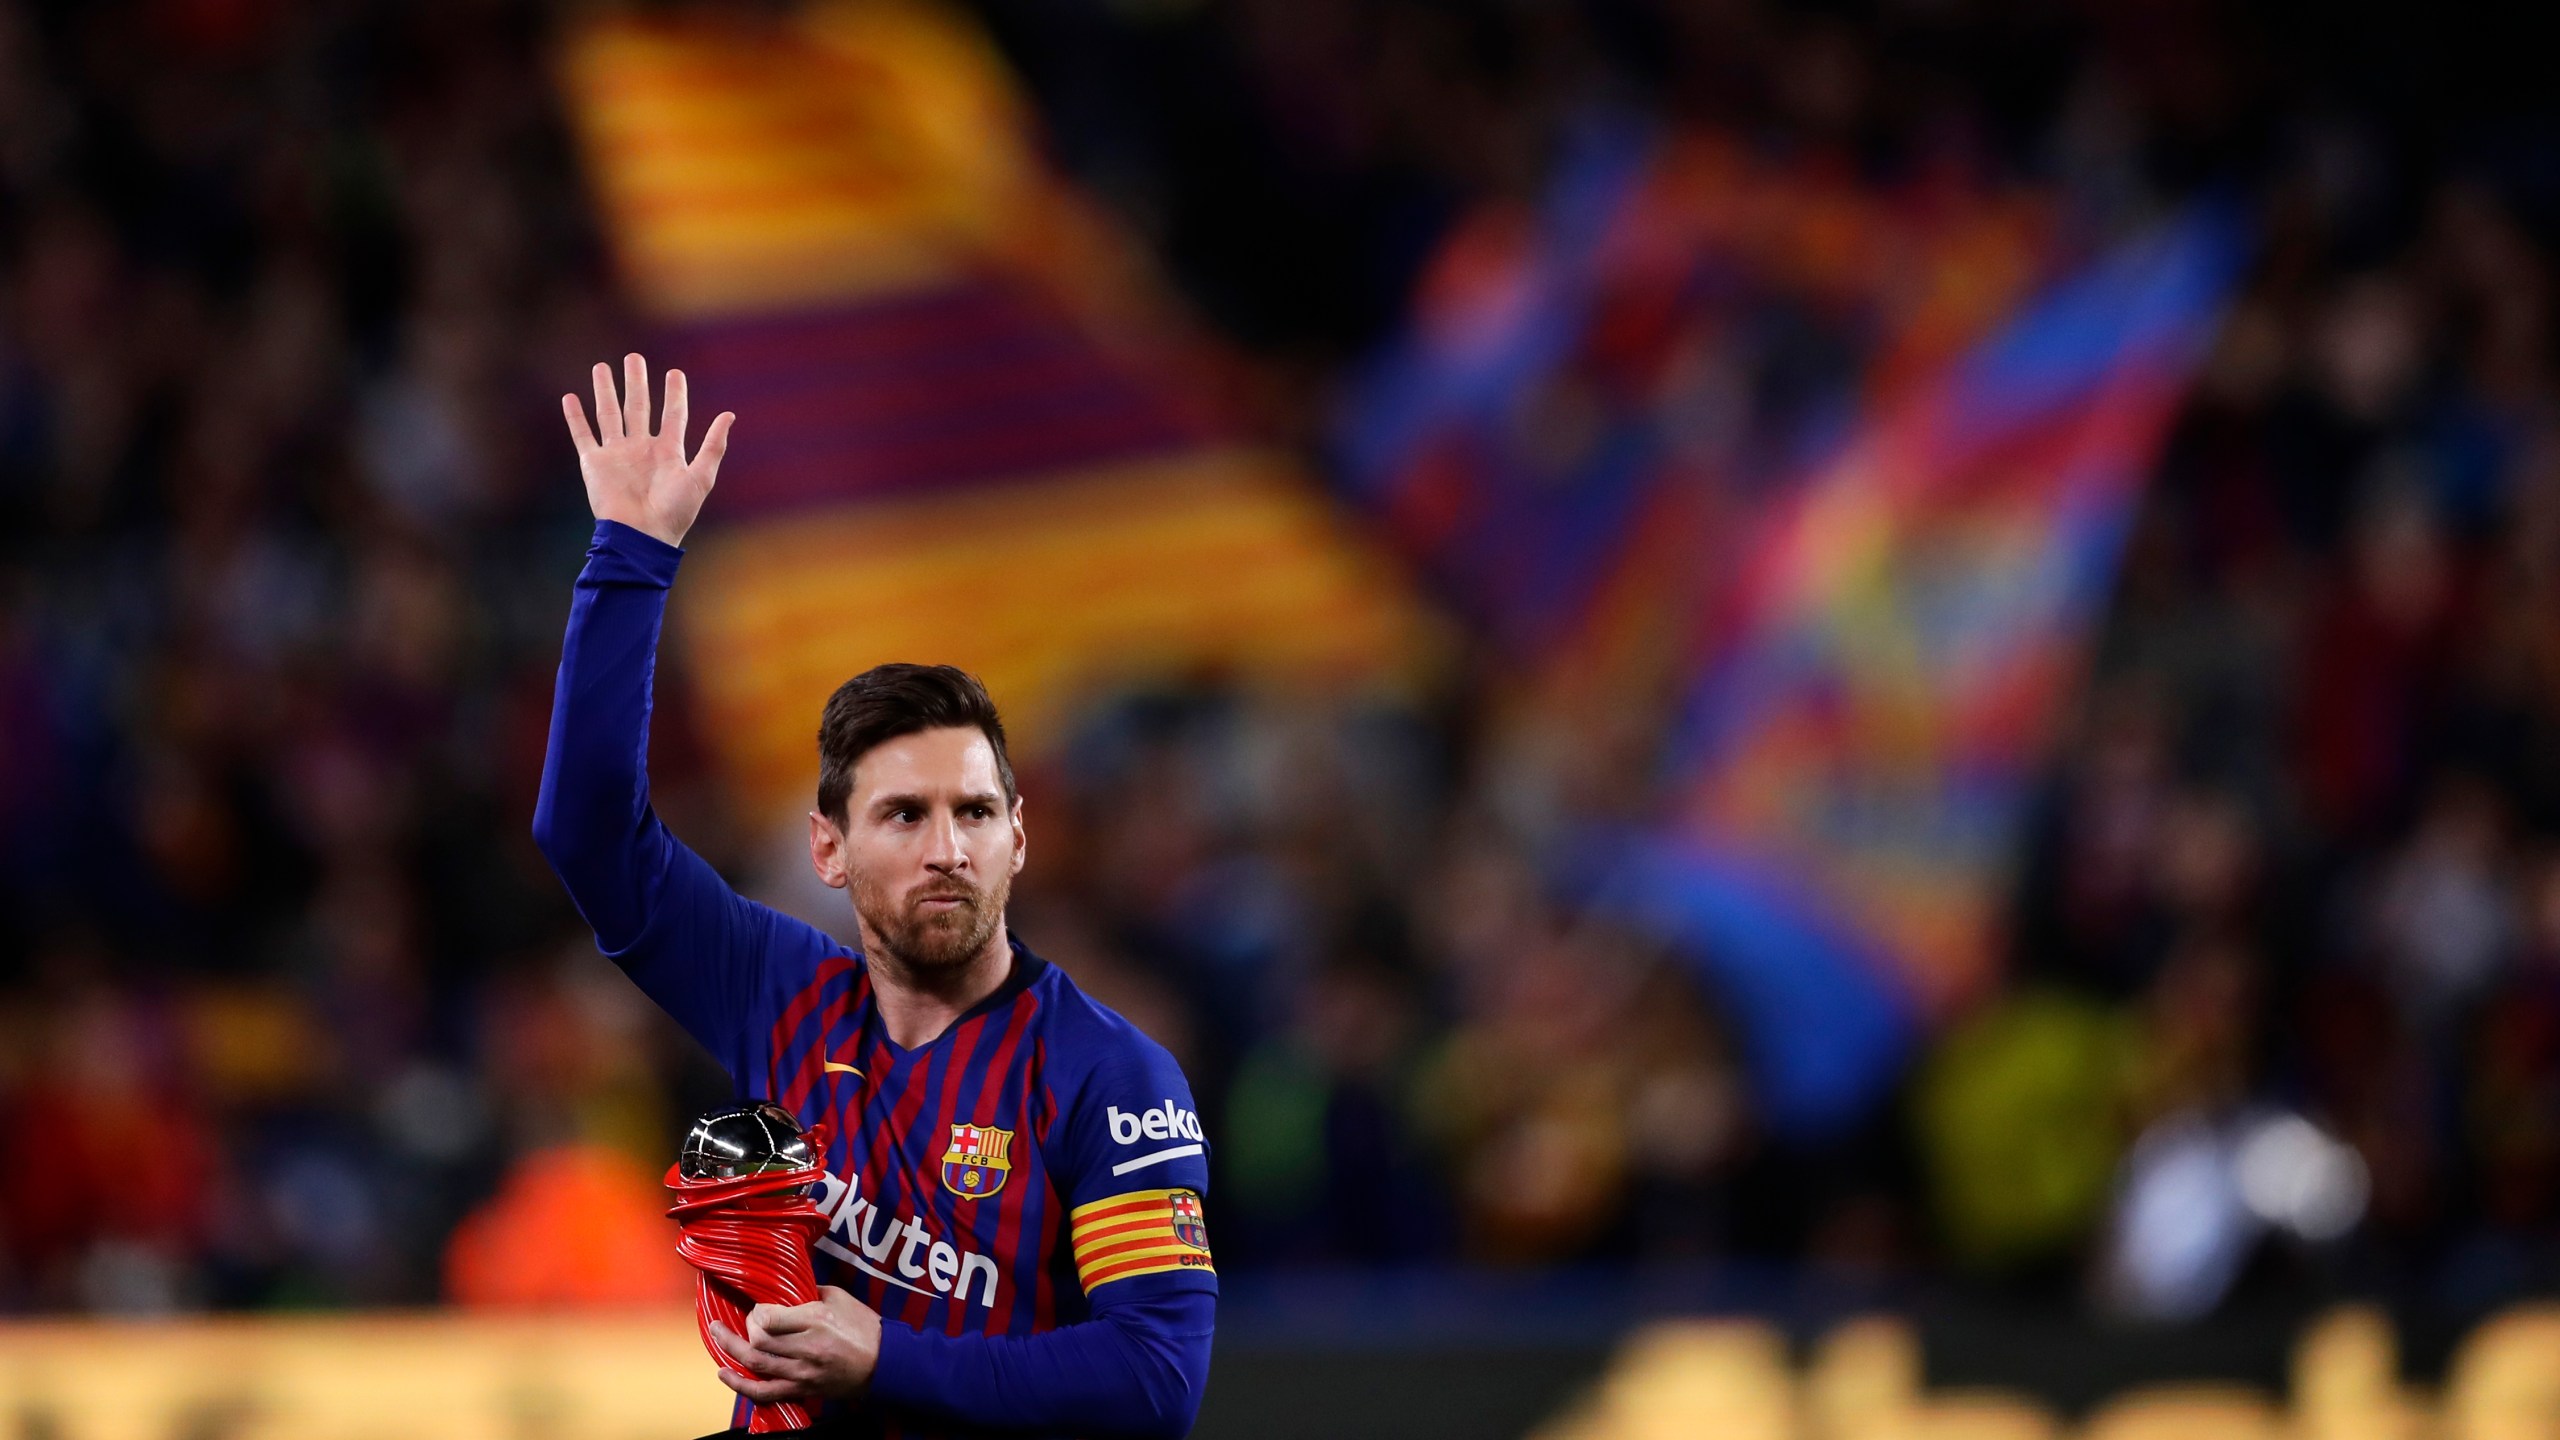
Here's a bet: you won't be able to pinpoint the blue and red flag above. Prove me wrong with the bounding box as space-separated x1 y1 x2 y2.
1341 112 2237 1135
1335 121 2054 700
1596 205 2246 1136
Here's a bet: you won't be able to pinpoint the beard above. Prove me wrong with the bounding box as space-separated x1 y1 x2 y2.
853 867 1011 978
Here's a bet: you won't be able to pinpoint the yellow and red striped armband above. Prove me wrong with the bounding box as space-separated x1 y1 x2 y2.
1069 1187 1216 1291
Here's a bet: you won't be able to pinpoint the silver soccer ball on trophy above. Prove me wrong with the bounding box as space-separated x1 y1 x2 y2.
678 1101 817 1180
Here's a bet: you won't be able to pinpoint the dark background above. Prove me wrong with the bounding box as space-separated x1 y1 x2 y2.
7 8 2560 1427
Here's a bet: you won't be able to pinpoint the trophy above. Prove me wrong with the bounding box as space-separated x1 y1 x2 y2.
666 1102 833 1433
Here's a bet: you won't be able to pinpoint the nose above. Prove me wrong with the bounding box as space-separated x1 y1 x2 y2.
923 808 969 875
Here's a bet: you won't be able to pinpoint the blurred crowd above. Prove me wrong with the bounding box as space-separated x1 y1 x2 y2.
0 0 700 1308
6 0 2560 1328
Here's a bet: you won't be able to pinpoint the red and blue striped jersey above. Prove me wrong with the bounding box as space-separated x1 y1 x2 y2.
671 927 1216 1434
719 933 1211 1346
535 521 1214 1439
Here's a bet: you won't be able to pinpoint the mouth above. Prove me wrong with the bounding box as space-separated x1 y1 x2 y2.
915 894 973 912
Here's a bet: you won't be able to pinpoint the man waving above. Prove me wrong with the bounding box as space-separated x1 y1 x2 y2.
534 355 1216 1438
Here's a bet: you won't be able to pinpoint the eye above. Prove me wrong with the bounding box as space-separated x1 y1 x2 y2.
965 804 994 820
890 806 920 824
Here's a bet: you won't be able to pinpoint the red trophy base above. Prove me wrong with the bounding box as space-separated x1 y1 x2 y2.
665 1127 831 1434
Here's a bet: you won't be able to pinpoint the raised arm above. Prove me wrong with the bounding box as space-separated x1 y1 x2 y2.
532 356 810 1085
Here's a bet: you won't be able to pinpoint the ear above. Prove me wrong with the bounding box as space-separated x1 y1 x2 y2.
1008 793 1027 878
809 810 849 890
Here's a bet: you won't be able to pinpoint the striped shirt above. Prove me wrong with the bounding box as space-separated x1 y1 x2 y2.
536 521 1215 1438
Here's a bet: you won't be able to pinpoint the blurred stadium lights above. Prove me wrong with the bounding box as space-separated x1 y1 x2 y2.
13 1299 2560 1440
2234 1114 2369 1244
2100 1109 2370 1323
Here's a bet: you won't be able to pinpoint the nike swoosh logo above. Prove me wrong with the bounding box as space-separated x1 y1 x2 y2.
824 1062 864 1078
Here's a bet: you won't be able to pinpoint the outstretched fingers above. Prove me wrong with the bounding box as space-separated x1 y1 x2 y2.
622 352 650 439
591 362 622 442
561 393 598 455
661 367 690 447
693 410 735 477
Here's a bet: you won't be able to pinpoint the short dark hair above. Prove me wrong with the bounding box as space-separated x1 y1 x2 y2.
816 663 1017 823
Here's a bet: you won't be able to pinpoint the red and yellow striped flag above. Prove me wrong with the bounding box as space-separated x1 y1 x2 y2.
559 2 1434 812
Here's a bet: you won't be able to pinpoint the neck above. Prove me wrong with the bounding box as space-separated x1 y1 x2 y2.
865 919 1015 1049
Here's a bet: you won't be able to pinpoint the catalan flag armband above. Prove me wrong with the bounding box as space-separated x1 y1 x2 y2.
1070 1188 1216 1291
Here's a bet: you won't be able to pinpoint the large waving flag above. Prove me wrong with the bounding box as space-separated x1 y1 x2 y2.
1336 123 2225 1137
1597 207 2246 1135
560 3 1432 811
1336 121 2054 697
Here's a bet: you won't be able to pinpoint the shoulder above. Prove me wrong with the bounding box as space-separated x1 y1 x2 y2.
1023 961 1204 1165
1029 962 1189 1086
780 935 868 991
751 938 869 1025
1025 960 1212 1207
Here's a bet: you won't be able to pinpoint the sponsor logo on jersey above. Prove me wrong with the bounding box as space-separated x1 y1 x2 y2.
808 1168 1003 1309
940 1123 1013 1200
1106 1100 1203 1145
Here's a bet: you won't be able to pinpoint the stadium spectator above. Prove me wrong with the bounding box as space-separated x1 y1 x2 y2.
5 0 2560 1329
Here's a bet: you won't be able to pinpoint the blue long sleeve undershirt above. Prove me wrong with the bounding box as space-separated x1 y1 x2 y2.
532 520 1213 1439
873 1289 1215 1437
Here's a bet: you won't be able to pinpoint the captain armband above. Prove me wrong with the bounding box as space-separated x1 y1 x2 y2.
1068 1188 1215 1290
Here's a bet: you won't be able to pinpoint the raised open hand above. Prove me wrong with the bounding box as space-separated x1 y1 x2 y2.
562 352 735 548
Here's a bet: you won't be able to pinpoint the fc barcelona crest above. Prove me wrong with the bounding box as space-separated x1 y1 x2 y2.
942 1123 1013 1200
1169 1190 1210 1251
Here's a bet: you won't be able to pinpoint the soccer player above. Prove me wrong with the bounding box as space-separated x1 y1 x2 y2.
535 355 1216 1438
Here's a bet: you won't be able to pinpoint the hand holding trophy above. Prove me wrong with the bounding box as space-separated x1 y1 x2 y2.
666 1104 831 1433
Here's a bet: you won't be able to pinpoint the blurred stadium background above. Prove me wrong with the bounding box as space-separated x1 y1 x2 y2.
7 0 2560 1436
